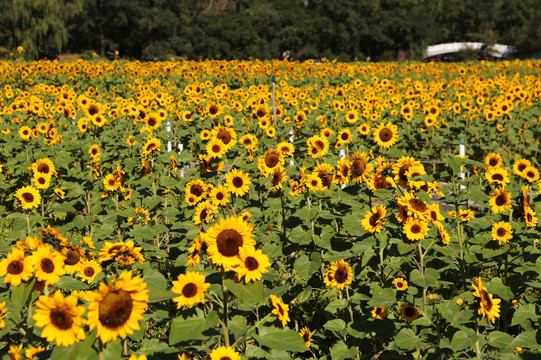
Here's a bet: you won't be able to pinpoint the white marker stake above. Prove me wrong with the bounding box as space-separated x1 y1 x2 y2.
167 120 172 152
459 138 465 189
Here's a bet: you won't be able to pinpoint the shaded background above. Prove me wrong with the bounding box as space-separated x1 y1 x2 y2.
0 0 540 61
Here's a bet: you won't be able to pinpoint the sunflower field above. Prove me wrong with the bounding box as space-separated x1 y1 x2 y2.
0 58 540 360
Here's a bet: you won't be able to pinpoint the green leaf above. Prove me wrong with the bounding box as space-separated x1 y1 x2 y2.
138 338 177 355
511 331 539 349
330 341 356 360
368 287 397 308
169 311 218 344
324 319 346 332
224 279 265 304
487 278 514 301
56 276 90 291
394 328 422 351
288 226 312 245
451 329 476 352
410 268 439 287
254 328 308 352
144 266 175 303
510 303 537 327
294 253 321 277
11 278 36 314
48 329 98 360
487 331 514 349
325 299 347 312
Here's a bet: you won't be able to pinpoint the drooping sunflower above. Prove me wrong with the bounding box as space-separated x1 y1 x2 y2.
367 173 395 191
488 188 512 213
14 185 41 210
400 303 421 323
334 158 350 185
209 346 241 360
427 203 444 225
87 270 149 343
33 290 86 346
187 233 206 269
299 327 312 347
225 168 251 197
277 141 294 157
349 151 374 184
436 222 451 245
472 278 501 323
524 205 538 228
491 221 512 244
98 240 144 265
211 126 237 150
269 168 287 192
235 247 270 283
323 260 353 290
61 243 85 274
393 277 408 291
0 247 34 286
373 122 399 149
206 216 255 270
270 294 290 327
0 301 6 329
362 205 387 233
371 306 388 320
485 167 510 187
193 200 217 226
171 271 210 309
28 246 66 285
141 137 161 157
76 260 102 283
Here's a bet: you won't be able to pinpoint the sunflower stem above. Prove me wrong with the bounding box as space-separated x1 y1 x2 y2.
220 269 230 347
98 340 105 360
280 189 287 238
231 312 272 348
26 214 31 236
417 242 427 315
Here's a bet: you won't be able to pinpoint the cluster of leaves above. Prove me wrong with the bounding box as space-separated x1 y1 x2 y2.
0 58 540 359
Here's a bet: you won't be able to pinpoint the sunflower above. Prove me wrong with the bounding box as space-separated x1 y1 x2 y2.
19 125 33 140
427 203 444 225
8 343 22 360
62 243 85 274
522 165 540 182
0 301 6 329
371 306 388 320
239 134 258 151
270 294 290 327
373 122 399 149
277 141 294 157
25 346 46 359
141 137 161 157
87 270 149 343
225 168 251 197
362 205 387 233
184 179 207 205
485 167 510 187
33 290 86 346
171 271 210 309
357 122 370 135
76 260 102 283
14 185 41 210
436 222 451 245
33 172 51 189
484 152 503 168
524 205 538 227
306 135 329 159
491 221 512 244
472 278 501 323
103 174 119 192
513 158 531 176
98 240 144 265
393 156 421 189
258 148 284 177
393 277 408 291
211 126 237 150
209 184 230 207
235 247 270 283
89 144 101 159
306 173 324 192
28 246 66 285
458 209 475 222
405 164 426 190
335 129 353 148
193 200 217 226
187 233 206 269
489 188 512 213
0 248 34 286
299 327 312 347
323 260 353 290
31 158 57 177
209 346 241 360
400 303 421 323
206 216 255 270
206 138 227 159
397 191 429 221
349 151 374 184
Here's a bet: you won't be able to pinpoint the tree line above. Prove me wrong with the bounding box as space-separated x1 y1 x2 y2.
0 0 540 61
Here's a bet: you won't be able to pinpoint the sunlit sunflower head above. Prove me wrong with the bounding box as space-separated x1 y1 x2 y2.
61 243 85 274
257 148 285 177
489 188 512 214
477 289 501 323
76 259 102 284
393 277 408 291
349 151 374 184
392 156 421 189
19 125 32 140
397 191 429 221
361 205 387 233
323 260 353 290
373 122 399 149
458 209 475 222
484 152 503 168
209 184 230 207
524 205 538 228
522 165 540 183
14 185 41 210
427 203 444 225
28 245 66 285
209 346 241 360
335 128 353 148
235 247 270 283
405 164 426 190
491 221 512 244
184 179 207 205
306 173 324 192
171 271 210 309
513 158 531 176
485 167 510 187
239 134 258 151
371 306 388 320
306 134 329 159
292 326 310 349
357 122 371 135
88 144 101 159
270 294 290 327
225 168 251 197
87 270 149 343
141 137 161 157
0 247 34 287
206 215 255 270
211 126 237 150
400 303 420 323
33 290 86 346
103 173 119 192
193 200 217 226
206 137 228 159
187 233 206 269
472 277 487 298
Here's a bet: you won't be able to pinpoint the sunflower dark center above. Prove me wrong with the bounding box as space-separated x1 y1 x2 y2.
264 153 280 168
8 260 23 274
212 144 222 153
98 290 133 328
245 256 259 270
65 249 80 265
379 128 393 142
216 192 224 200
495 195 506 206
232 177 243 188
409 198 427 212
200 209 208 221
314 140 324 149
182 283 197 298
216 229 243 257
209 105 218 115
50 307 74 330
351 159 366 176
256 109 266 118
217 129 231 144
41 258 55 273
527 171 535 178
84 267 95 277
405 306 415 317
302 332 310 342
22 192 34 202
480 290 492 308
88 104 99 116
489 158 498 166
518 163 527 171
369 213 380 227
341 133 349 140
334 267 348 284
411 224 421 233
190 185 203 197
376 307 383 315
497 228 507 237
147 117 157 127
527 213 533 222
492 174 504 181
37 177 46 185
277 304 284 315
